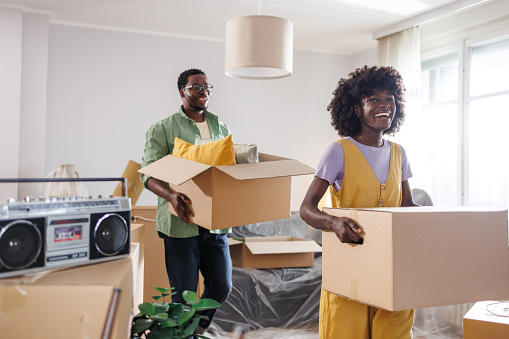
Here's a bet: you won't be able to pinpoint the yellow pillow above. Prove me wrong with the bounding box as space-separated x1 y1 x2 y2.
172 134 236 166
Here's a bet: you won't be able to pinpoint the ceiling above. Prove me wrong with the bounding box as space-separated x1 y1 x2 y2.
3 0 477 54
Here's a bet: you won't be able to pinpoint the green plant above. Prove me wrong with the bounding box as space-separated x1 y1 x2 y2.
131 287 221 339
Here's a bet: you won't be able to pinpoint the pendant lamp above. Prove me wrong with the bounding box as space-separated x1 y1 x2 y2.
225 15 293 80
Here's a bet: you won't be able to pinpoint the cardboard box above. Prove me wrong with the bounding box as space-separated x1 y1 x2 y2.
228 236 322 269
138 153 314 230
131 207 205 302
322 206 509 311
464 300 509 338
131 223 145 306
0 244 138 339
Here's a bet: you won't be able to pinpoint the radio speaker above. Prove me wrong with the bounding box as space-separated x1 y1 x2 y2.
89 211 130 259
0 218 45 273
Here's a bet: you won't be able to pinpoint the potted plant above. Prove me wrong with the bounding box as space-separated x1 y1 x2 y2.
131 287 221 339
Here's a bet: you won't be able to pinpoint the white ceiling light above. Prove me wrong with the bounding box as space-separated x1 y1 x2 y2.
225 15 294 80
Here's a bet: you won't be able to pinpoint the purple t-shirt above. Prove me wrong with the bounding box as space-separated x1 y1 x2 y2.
316 136 412 191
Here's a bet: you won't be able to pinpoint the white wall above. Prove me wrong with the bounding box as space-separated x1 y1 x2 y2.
0 8 23 198
44 24 358 210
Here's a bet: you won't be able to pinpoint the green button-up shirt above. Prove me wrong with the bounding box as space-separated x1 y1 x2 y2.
140 106 231 238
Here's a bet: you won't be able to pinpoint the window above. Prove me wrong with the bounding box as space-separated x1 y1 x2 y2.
466 37 509 208
414 35 509 209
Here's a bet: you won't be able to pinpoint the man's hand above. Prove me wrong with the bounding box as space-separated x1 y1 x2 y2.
168 192 194 224
331 216 364 244
146 177 195 224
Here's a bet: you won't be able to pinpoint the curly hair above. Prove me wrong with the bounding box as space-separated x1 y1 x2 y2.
327 65 406 137
177 68 206 91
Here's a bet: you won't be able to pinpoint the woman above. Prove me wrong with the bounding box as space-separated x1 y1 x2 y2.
300 65 418 338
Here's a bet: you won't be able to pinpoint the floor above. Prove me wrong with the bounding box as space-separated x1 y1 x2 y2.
206 323 320 339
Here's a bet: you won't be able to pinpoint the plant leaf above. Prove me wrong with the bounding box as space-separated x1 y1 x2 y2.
132 318 153 333
153 286 173 294
182 290 197 303
146 325 174 339
177 309 195 326
160 318 178 329
154 303 169 314
191 298 221 311
138 303 156 316
167 304 185 317
180 316 201 338
150 313 169 322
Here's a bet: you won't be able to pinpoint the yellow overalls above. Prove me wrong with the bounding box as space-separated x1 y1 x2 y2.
319 138 414 339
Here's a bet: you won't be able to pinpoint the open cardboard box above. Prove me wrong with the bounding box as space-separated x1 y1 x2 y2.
463 300 509 338
228 236 322 269
0 243 139 339
322 206 509 311
139 153 314 229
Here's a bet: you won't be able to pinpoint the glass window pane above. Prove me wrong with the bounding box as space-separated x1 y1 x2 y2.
421 53 458 104
469 37 509 97
467 95 509 208
400 103 459 206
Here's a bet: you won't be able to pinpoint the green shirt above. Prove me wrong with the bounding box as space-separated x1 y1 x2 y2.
140 106 231 238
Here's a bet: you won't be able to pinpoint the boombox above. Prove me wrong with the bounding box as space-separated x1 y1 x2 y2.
0 178 131 279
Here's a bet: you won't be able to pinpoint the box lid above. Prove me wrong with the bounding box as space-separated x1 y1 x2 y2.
245 241 322 255
139 154 210 186
230 236 322 255
139 153 315 185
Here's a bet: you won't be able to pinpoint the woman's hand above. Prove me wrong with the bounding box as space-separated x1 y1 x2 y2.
330 216 364 244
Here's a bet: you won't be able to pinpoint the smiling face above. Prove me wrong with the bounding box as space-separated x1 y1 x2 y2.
180 74 211 114
356 88 396 135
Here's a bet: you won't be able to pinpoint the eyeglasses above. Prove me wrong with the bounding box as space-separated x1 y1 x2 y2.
184 84 214 93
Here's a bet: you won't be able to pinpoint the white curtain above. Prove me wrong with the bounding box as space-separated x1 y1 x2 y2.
376 26 422 188
377 26 421 103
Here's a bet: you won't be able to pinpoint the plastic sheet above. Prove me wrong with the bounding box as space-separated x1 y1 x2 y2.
210 213 321 335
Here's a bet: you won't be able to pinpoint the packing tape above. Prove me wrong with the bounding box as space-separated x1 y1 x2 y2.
350 277 358 299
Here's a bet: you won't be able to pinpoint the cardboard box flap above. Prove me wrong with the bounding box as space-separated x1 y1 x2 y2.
138 154 211 186
245 240 322 255
217 159 315 180
323 206 507 215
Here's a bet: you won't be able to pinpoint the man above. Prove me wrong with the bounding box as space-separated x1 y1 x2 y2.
141 69 232 333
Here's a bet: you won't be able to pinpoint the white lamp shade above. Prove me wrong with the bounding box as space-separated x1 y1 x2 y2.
225 15 293 79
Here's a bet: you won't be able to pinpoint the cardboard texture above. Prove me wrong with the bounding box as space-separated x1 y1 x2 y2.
322 206 509 311
0 244 138 339
463 300 509 339
138 153 314 229
229 236 322 269
131 207 204 302
131 223 145 306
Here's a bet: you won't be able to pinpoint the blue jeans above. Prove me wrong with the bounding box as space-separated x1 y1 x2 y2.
161 227 232 329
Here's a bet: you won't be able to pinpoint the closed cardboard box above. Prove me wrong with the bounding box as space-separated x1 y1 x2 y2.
322 207 509 311
138 153 314 230
463 300 509 338
229 236 322 269
0 244 138 339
